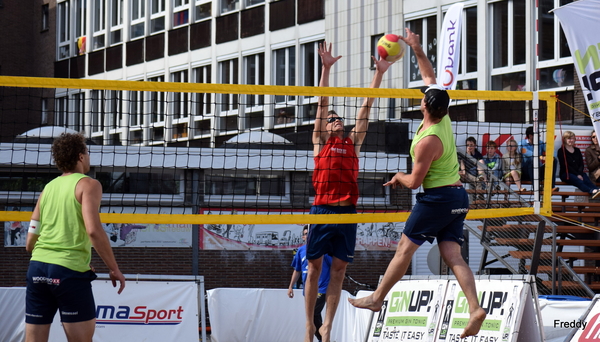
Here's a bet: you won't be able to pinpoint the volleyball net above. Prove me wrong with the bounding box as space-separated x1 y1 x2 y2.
0 76 556 226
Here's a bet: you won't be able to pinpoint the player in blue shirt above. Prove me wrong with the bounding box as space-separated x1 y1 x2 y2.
288 225 332 342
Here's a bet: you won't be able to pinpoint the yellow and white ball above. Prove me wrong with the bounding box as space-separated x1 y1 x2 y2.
377 34 405 62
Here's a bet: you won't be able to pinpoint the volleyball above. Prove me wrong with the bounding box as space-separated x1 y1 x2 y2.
377 34 405 62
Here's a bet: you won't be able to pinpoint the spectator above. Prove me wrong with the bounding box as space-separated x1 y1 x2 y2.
519 126 558 191
585 131 600 183
458 137 485 188
557 131 600 198
502 139 525 192
288 225 332 342
481 140 503 186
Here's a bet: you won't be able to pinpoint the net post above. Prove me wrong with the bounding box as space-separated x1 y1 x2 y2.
532 90 541 214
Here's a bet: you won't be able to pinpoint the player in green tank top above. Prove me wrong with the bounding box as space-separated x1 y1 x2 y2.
25 133 125 342
349 27 487 339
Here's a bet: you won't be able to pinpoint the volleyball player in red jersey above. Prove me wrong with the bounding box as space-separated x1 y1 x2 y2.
302 42 393 342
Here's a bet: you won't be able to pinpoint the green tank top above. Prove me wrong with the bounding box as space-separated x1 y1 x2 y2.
411 115 460 189
31 173 92 272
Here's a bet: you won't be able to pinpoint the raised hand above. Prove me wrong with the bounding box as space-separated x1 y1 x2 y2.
318 41 342 69
398 27 421 49
372 55 394 74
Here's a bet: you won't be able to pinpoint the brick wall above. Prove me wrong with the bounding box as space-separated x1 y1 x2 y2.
0 230 399 293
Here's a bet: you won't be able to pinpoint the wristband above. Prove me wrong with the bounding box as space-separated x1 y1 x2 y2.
28 220 41 235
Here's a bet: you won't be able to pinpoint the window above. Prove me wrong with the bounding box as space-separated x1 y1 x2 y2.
0 172 61 192
97 171 181 194
539 0 573 62
173 0 190 27
109 90 123 129
57 1 71 59
171 70 189 119
454 6 478 90
41 98 49 125
71 93 85 132
151 0 166 33
245 0 263 6
220 0 239 14
371 34 384 69
148 76 166 123
219 58 239 112
273 46 295 103
205 171 289 205
42 4 49 31
129 89 143 127
131 0 146 39
300 40 322 122
92 0 106 50
195 0 211 21
193 65 212 116
491 0 525 69
244 53 264 108
55 96 69 127
74 0 87 55
301 40 322 87
109 0 123 44
407 16 436 85
91 90 103 132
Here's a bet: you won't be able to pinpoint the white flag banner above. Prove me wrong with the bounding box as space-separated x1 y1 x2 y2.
437 3 463 90
554 0 600 138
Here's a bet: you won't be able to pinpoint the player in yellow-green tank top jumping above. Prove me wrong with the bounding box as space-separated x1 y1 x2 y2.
349 28 486 339
25 133 125 342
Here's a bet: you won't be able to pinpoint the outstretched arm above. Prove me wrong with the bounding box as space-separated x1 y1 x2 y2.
313 41 342 156
399 28 436 86
350 56 393 152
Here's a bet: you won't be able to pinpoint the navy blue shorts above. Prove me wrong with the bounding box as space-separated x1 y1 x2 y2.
26 261 97 324
307 205 357 263
403 186 469 245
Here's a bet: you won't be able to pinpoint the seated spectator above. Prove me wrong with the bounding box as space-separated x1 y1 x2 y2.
519 126 558 191
480 141 503 187
502 139 525 192
458 136 485 191
558 131 600 198
585 131 600 182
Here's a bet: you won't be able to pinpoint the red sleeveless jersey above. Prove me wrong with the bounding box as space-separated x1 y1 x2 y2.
313 136 359 206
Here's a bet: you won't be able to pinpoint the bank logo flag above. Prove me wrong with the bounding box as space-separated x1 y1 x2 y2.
554 0 600 137
437 3 463 90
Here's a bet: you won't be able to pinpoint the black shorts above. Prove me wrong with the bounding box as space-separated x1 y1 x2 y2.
26 261 97 324
403 186 469 245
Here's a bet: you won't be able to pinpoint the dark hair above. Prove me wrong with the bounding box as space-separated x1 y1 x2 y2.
525 126 534 137
328 110 337 116
52 133 87 172
302 225 309 233
466 136 477 145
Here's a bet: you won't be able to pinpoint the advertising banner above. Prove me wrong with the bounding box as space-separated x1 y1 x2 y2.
199 209 404 250
554 0 600 139
100 207 193 247
49 281 199 342
366 278 541 342
4 206 193 247
437 2 463 90
365 279 448 342
566 294 600 342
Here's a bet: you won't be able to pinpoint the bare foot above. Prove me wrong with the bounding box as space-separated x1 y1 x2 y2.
460 307 487 338
348 294 383 312
319 324 331 342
